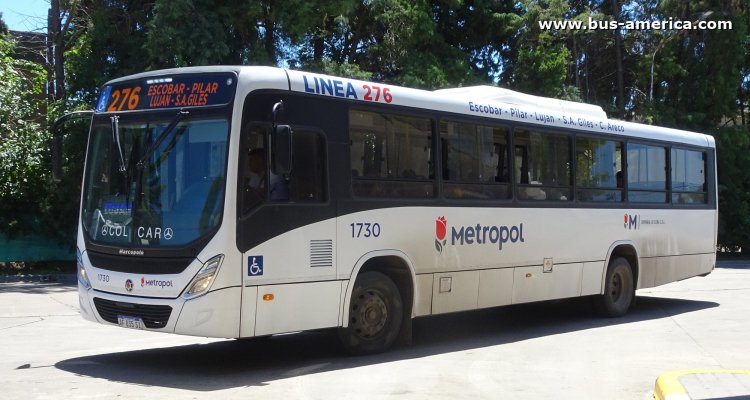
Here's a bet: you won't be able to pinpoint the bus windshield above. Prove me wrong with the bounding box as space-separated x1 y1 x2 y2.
81 113 229 247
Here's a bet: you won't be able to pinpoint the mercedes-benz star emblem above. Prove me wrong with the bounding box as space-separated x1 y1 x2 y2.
164 228 173 240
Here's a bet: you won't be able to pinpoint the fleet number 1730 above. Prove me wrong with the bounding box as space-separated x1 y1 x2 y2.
350 222 381 238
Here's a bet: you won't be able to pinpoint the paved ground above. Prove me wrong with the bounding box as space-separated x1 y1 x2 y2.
1 263 749 399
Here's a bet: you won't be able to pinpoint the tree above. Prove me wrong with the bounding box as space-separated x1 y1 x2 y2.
642 1 746 131
64 0 155 104
714 126 750 253
0 32 49 236
513 0 580 99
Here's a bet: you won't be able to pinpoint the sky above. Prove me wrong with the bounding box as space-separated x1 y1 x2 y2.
2 0 50 32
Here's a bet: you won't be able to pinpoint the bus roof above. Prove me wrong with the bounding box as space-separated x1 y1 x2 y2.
103 66 715 149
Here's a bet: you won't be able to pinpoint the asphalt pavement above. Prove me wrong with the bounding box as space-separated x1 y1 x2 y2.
1 261 749 399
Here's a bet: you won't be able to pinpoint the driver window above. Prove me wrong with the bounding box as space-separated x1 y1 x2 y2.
242 125 268 213
241 125 327 214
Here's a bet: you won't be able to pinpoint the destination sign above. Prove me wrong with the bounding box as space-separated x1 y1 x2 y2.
96 72 237 113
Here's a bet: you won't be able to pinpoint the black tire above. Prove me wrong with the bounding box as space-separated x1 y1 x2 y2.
339 271 403 355
593 257 634 317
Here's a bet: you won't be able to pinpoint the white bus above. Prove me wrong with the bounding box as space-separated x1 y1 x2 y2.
65 66 716 354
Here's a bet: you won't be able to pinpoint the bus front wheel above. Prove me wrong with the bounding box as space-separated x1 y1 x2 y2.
594 257 634 317
339 271 403 355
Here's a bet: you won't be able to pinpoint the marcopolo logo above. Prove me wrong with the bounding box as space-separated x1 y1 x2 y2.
119 248 144 256
434 216 525 254
140 277 174 288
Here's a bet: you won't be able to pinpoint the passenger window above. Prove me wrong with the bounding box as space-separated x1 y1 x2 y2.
671 148 707 204
350 109 435 198
627 143 667 203
576 137 624 202
514 129 571 201
440 120 510 200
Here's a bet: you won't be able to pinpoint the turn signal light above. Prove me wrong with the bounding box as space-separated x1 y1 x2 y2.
262 294 274 301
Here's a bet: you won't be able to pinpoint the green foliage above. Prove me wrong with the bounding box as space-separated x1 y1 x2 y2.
513 0 578 98
64 0 155 103
0 34 49 235
44 112 89 244
146 0 235 67
646 2 747 131
313 60 373 81
714 126 750 252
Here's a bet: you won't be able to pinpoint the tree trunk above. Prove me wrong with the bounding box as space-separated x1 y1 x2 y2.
612 0 625 118
48 0 65 104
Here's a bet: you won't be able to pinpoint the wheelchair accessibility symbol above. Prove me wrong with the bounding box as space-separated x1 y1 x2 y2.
248 256 263 276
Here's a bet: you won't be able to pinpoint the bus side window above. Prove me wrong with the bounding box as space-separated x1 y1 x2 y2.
287 131 327 202
628 143 667 203
514 129 571 201
440 120 510 200
515 145 529 184
670 148 707 204
350 109 435 198
576 137 624 202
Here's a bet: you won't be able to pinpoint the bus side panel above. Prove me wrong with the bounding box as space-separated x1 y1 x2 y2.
478 268 514 309
254 280 342 336
511 263 583 304
175 287 241 338
414 274 434 316
654 253 714 286
240 286 258 337
337 206 715 317
581 261 606 296
432 271 479 314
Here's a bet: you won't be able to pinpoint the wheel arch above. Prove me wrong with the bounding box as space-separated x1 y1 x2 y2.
340 250 417 329
602 241 640 293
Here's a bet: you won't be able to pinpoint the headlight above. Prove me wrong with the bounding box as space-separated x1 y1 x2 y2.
77 247 91 289
183 254 224 299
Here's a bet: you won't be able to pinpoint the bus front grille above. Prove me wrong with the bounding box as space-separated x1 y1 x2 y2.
93 297 172 329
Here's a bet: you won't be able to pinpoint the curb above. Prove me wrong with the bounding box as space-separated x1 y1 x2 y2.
0 274 77 284
654 369 750 400
716 259 750 268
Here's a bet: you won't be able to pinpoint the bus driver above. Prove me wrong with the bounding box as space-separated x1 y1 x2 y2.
247 148 289 201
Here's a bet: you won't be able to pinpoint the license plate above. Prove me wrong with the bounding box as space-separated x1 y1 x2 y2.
117 315 145 330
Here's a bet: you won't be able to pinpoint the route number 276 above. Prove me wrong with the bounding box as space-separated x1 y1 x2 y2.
107 87 142 111
350 222 381 238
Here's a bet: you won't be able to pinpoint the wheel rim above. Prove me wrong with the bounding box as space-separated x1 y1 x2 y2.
350 289 388 339
611 269 624 303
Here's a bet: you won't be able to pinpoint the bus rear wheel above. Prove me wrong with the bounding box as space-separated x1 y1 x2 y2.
594 257 634 317
339 271 403 355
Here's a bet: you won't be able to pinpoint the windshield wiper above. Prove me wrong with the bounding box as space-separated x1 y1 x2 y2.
137 109 189 169
110 115 126 173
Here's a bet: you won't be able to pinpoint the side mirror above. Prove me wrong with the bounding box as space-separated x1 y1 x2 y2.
271 125 293 175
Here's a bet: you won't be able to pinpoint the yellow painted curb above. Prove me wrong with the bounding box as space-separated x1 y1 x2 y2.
654 369 750 400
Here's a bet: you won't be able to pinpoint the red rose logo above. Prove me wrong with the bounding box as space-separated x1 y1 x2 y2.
435 216 447 254
436 216 447 240
624 213 628 228
141 277 145 287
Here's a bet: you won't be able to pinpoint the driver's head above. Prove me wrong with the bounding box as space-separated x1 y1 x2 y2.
248 148 266 173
